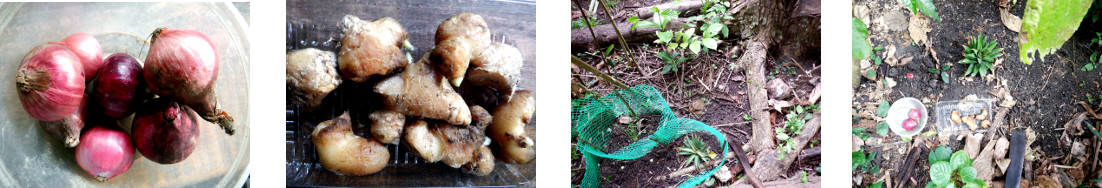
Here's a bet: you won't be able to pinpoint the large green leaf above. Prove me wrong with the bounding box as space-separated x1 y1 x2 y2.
960 166 978 182
929 145 952 163
877 100 890 117
950 150 971 170
702 38 718 50
853 18 872 60
852 151 867 171
1019 0 1094 65
914 0 940 21
876 122 889 137
930 161 953 186
656 30 674 43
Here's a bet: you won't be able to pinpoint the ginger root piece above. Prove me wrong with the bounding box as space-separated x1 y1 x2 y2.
488 90 536 164
981 120 991 129
976 109 989 121
287 48 340 110
369 109 405 144
434 122 484 168
311 112 389 175
462 145 495 176
405 120 444 162
466 42 523 101
434 105 492 167
375 53 471 125
338 15 410 82
964 115 978 131
432 12 491 86
951 111 962 124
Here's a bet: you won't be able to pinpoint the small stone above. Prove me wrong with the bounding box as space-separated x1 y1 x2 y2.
881 11 908 31
853 135 865 152
887 68 900 77
714 165 733 182
618 115 633 124
767 79 792 100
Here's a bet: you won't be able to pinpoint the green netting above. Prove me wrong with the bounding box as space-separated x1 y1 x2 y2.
571 85 728 188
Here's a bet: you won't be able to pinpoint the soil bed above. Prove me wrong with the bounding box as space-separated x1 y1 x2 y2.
853 0 1102 186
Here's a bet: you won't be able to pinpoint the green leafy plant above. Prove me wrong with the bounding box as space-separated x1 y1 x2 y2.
742 114 753 121
631 0 730 55
1019 0 1093 64
853 127 871 140
960 35 1003 77
570 17 603 30
875 100 890 137
902 0 940 21
928 64 952 83
678 135 715 168
1086 32 1102 71
925 145 986 188
853 18 872 60
852 149 877 173
777 105 814 159
656 51 689 75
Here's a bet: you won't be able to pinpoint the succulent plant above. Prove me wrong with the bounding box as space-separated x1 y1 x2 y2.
960 35 1003 77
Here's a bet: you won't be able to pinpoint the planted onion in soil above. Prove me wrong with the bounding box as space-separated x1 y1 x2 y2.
16 43 85 122
144 27 234 135
94 53 147 118
131 98 200 164
61 33 104 81
75 125 135 182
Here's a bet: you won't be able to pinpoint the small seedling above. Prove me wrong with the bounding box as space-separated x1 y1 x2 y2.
925 145 986 187
678 135 714 168
657 51 688 75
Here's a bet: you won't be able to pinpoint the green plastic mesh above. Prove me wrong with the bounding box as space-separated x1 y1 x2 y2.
571 85 728 188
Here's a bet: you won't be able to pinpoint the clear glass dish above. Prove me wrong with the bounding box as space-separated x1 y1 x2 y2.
0 2 249 187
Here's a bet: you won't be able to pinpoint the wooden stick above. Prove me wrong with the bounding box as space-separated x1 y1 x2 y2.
798 147 820 159
730 137 766 188
596 0 638 68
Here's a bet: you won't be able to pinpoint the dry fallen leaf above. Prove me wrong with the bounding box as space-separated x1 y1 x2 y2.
999 8 1022 33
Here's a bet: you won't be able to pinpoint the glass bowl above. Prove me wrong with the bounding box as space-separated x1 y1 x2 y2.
0 2 249 187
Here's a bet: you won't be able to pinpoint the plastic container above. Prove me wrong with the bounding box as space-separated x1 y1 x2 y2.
285 0 536 187
0 2 249 187
887 97 927 137
934 98 994 134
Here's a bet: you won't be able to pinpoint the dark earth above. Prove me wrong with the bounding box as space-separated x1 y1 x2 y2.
571 0 823 187
853 0 1102 186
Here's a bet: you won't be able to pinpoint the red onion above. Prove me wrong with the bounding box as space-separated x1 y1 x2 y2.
39 97 88 148
94 53 147 118
16 43 85 121
60 33 104 81
131 98 199 164
75 125 135 182
903 118 918 131
144 27 234 135
909 109 922 120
